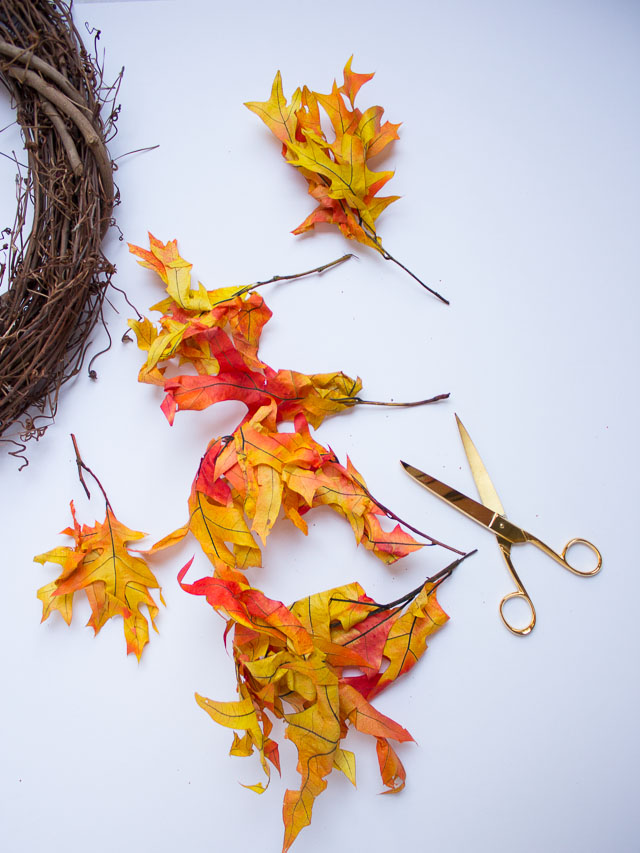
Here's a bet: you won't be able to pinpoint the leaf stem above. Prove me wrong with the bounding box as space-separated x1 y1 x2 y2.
373 550 478 611
334 392 450 408
71 433 112 510
351 473 466 556
380 247 450 305
232 253 354 298
331 549 478 614
360 219 449 304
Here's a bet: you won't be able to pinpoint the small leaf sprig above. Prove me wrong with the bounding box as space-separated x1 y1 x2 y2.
34 435 162 660
183 550 476 852
245 57 449 303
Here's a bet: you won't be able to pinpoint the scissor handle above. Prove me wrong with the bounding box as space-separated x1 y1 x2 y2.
497 540 537 635
498 536 601 634
528 535 602 577
560 537 602 576
499 589 537 636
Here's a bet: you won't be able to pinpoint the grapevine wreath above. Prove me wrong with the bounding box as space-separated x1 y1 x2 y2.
0 0 118 462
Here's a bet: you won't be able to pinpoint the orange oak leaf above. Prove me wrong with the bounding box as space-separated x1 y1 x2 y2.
159 364 361 428
308 454 424 564
35 501 163 660
245 60 449 302
376 737 407 793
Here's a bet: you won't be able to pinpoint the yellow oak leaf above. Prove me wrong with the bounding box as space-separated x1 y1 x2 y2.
195 692 271 789
282 677 341 851
333 747 357 786
149 482 261 576
245 70 302 147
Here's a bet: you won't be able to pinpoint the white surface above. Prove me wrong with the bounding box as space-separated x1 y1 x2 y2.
1 1 639 851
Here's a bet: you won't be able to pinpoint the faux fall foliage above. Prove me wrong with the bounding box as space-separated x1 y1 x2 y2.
29 50 463 852
128 235 449 576
183 561 465 852
35 440 163 661
36 233 462 851
246 58 448 303
126 234 463 849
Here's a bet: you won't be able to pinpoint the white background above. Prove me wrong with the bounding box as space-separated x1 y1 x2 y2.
1 1 639 851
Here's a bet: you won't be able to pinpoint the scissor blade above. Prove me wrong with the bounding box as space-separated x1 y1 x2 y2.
455 414 505 516
401 461 498 530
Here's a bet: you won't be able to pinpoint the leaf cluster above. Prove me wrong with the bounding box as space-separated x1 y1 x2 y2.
182 567 450 851
121 234 461 849
36 232 458 850
130 235 425 578
120 234 461 848
245 59 450 302
246 57 400 255
129 235 363 427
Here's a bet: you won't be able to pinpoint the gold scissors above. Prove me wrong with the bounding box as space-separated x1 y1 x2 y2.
401 415 602 635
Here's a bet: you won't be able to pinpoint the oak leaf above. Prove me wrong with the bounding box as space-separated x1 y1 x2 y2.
369 580 449 698
376 737 407 793
35 501 163 660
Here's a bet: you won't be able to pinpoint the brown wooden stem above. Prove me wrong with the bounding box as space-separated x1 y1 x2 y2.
380 247 450 305
231 253 354 299
331 550 478 614
335 392 450 408
71 433 112 510
359 219 450 304
351 474 466 556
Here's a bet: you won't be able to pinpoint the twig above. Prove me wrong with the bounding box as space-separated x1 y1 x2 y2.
333 392 450 408
71 433 112 509
113 144 159 163
229 253 354 300
331 550 477 614
358 217 450 304
351 473 466 556
380 246 449 305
